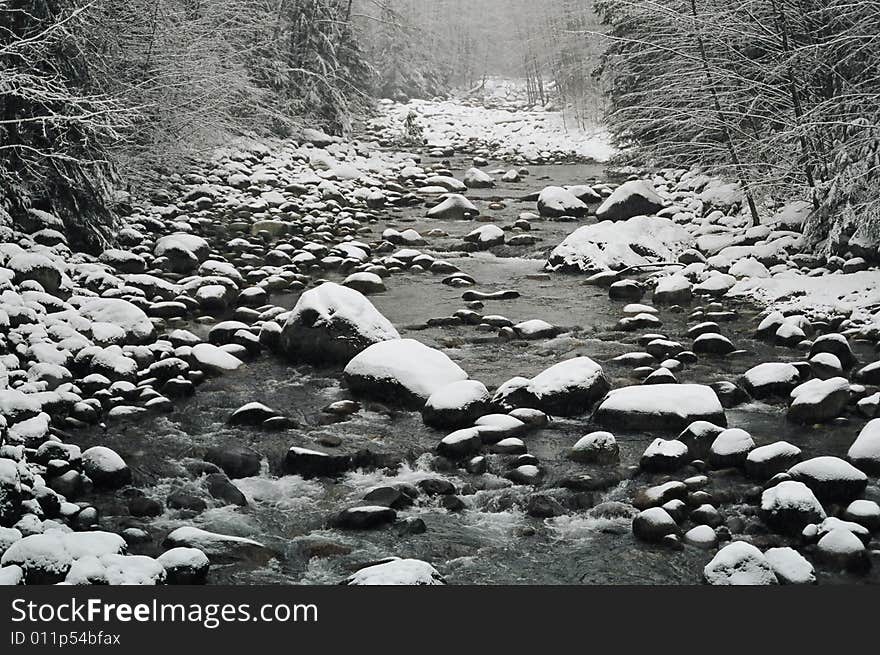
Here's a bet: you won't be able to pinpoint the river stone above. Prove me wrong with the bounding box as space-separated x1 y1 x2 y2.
343 558 445 585
537 186 588 218
595 384 725 433
760 481 826 535
344 339 467 408
693 333 736 355
279 282 399 364
204 445 261 479
703 541 778 585
229 402 279 426
633 481 687 510
437 428 484 459
81 446 131 489
332 505 396 530
745 441 802 480
809 333 855 369
787 377 850 424
0 459 22 526
708 428 755 468
492 357 610 417
421 380 490 429
1 531 126 584
816 528 870 572
640 438 690 472
426 194 478 220
653 275 692 305
676 421 725 460
843 500 880 531
683 525 718 549
595 179 665 221
764 547 816 585
847 418 880 474
787 456 868 502
740 362 801 399
157 547 210 584
632 507 679 543
162 527 271 564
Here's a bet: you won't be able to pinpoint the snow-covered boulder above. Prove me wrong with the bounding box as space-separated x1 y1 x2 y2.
816 528 869 572
787 377 850 424
708 428 755 468
162 527 270 563
72 297 155 345
65 554 166 585
788 456 868 502
843 500 880 531
595 179 665 221
0 459 22 526
745 441 802 480
569 431 619 464
1 531 126 584
640 438 690 472
426 194 478 220
595 384 725 432
154 233 209 273
764 547 815 584
676 421 725 460
156 547 210 584
464 168 495 189
761 481 826 535
537 186 588 218
547 216 692 274
7 253 63 294
492 357 611 416
342 558 445 585
653 275 693 305
704 542 778 585
344 339 467 407
847 418 880 474
740 362 801 399
82 446 131 489
191 343 243 375
422 380 491 429
632 507 679 543
280 282 400 364
342 272 385 295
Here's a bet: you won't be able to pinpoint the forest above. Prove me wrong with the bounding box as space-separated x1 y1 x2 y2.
1 0 878 252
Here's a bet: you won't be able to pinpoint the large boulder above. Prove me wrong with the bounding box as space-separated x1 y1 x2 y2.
547 216 692 274
154 233 209 273
1 531 126 584
73 297 155 344
788 456 868 502
280 282 400 364
595 179 665 221
595 384 726 433
740 362 801 399
82 446 131 489
344 339 467 407
492 357 610 417
426 194 478 220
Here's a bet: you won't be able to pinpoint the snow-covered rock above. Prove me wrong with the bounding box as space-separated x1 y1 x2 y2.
745 441 802 480
740 362 801 399
191 343 243 374
422 380 490 428
632 507 679 543
426 194 478 220
492 357 610 416
162 527 270 563
595 180 665 221
156 547 210 584
343 558 445 585
547 216 692 274
73 297 155 344
787 377 850 424
569 431 619 464
788 456 868 502
344 339 467 407
65 554 166 585
708 428 755 468
764 547 815 584
1 531 126 584
761 481 826 535
847 418 880 473
154 233 209 273
82 446 131 489
595 384 725 432
280 282 399 364
537 186 588 218
703 541 778 585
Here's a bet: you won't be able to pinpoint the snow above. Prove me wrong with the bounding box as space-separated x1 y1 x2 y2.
817 528 864 555
703 541 778 585
343 558 444 585
547 216 693 273
344 339 468 401
788 456 867 483
376 95 615 163
157 547 210 570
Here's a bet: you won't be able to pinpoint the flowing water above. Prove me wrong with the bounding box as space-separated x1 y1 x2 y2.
76 154 880 585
